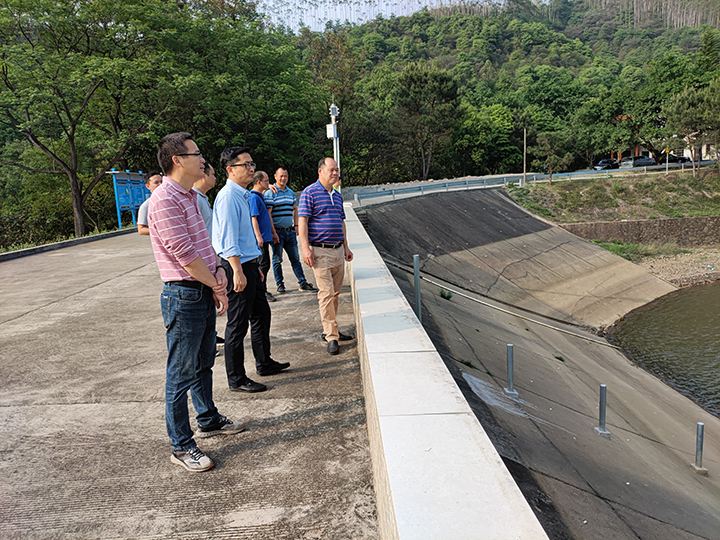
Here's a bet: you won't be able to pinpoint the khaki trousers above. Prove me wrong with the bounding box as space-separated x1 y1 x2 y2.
311 246 345 341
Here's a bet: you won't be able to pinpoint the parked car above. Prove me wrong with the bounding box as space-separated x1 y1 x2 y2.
593 159 619 170
658 152 690 164
620 156 656 167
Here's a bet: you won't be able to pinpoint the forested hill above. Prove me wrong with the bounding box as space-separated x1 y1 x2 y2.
2 0 720 248
297 0 720 186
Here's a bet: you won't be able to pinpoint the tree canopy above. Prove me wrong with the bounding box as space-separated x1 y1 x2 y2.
3 0 720 247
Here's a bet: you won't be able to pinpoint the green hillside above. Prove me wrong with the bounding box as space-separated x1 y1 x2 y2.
298 1 720 185
2 0 720 248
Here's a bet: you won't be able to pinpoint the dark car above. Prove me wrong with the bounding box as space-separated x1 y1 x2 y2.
658 152 690 164
620 156 656 167
593 159 619 170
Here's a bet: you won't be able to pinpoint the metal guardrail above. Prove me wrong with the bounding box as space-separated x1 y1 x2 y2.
352 161 714 206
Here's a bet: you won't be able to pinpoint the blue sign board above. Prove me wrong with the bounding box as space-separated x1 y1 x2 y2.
110 169 150 229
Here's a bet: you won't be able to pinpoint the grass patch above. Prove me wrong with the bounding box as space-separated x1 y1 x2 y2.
592 240 690 262
0 241 38 253
457 358 476 369
506 170 720 223
439 288 453 300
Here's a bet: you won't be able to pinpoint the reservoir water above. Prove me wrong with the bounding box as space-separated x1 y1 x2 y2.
609 282 720 418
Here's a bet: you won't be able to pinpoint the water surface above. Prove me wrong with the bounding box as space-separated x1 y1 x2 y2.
610 282 720 418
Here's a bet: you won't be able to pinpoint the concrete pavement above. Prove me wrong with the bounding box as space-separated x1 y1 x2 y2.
0 232 377 539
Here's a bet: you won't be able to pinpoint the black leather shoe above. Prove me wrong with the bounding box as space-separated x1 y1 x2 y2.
327 340 339 355
257 360 290 376
229 378 267 393
321 332 354 341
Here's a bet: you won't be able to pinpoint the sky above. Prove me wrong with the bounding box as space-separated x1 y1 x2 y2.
258 0 500 32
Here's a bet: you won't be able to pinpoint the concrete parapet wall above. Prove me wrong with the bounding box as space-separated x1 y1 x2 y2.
560 216 720 247
344 203 549 540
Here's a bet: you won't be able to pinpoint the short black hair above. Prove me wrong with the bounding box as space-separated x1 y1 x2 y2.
157 132 193 175
143 171 162 184
203 162 213 175
318 157 331 170
220 147 251 171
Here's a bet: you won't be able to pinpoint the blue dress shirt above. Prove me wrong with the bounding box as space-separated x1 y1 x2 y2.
212 181 262 263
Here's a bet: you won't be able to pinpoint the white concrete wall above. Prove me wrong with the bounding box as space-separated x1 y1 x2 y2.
344 203 550 540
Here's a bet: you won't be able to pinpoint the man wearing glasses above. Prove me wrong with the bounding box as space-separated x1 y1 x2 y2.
212 147 289 394
148 132 246 473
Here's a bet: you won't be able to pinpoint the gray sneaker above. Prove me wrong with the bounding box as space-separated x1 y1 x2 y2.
171 446 214 472
196 415 247 438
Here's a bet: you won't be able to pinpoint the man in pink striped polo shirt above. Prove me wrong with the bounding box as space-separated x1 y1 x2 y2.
148 132 246 473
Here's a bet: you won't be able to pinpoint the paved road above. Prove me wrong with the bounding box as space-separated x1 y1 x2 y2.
0 232 377 540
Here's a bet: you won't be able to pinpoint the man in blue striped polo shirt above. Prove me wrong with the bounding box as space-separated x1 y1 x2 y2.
298 157 354 355
264 167 317 295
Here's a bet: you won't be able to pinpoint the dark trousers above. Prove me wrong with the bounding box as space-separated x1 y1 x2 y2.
259 243 271 292
222 259 272 387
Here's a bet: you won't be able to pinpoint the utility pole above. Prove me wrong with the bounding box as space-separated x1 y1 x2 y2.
327 102 340 179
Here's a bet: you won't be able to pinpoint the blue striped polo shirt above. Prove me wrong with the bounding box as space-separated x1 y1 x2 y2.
264 185 296 229
298 180 345 244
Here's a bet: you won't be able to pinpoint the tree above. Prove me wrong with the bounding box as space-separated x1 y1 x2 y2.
455 103 521 175
530 129 575 181
665 77 720 177
0 0 181 237
392 63 458 182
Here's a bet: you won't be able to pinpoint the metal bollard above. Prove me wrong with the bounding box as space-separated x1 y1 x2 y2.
413 255 421 323
595 384 611 438
504 344 518 397
692 422 708 475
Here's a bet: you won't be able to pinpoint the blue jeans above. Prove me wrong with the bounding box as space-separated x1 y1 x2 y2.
272 229 307 287
161 283 219 452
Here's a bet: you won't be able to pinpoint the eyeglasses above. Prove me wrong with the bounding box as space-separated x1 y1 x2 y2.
176 152 203 159
228 161 256 170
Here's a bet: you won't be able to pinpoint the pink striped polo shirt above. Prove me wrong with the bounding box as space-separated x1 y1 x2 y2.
148 176 216 282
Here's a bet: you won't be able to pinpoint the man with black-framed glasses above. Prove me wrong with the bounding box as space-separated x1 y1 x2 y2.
212 147 289 394
148 132 246 473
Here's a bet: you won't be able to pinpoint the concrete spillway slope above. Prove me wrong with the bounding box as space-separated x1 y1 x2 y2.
365 188 720 540
364 189 676 330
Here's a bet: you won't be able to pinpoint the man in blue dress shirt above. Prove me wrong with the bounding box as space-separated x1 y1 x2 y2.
212 147 289 392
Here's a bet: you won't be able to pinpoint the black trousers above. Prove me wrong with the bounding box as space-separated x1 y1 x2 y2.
222 259 272 387
259 242 271 292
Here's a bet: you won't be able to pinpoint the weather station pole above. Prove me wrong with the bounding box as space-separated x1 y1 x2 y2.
327 102 340 180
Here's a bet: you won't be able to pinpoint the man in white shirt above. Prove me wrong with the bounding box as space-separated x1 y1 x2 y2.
137 171 162 235
192 163 216 235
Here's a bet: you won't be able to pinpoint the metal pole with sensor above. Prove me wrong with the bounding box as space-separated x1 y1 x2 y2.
326 102 340 180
